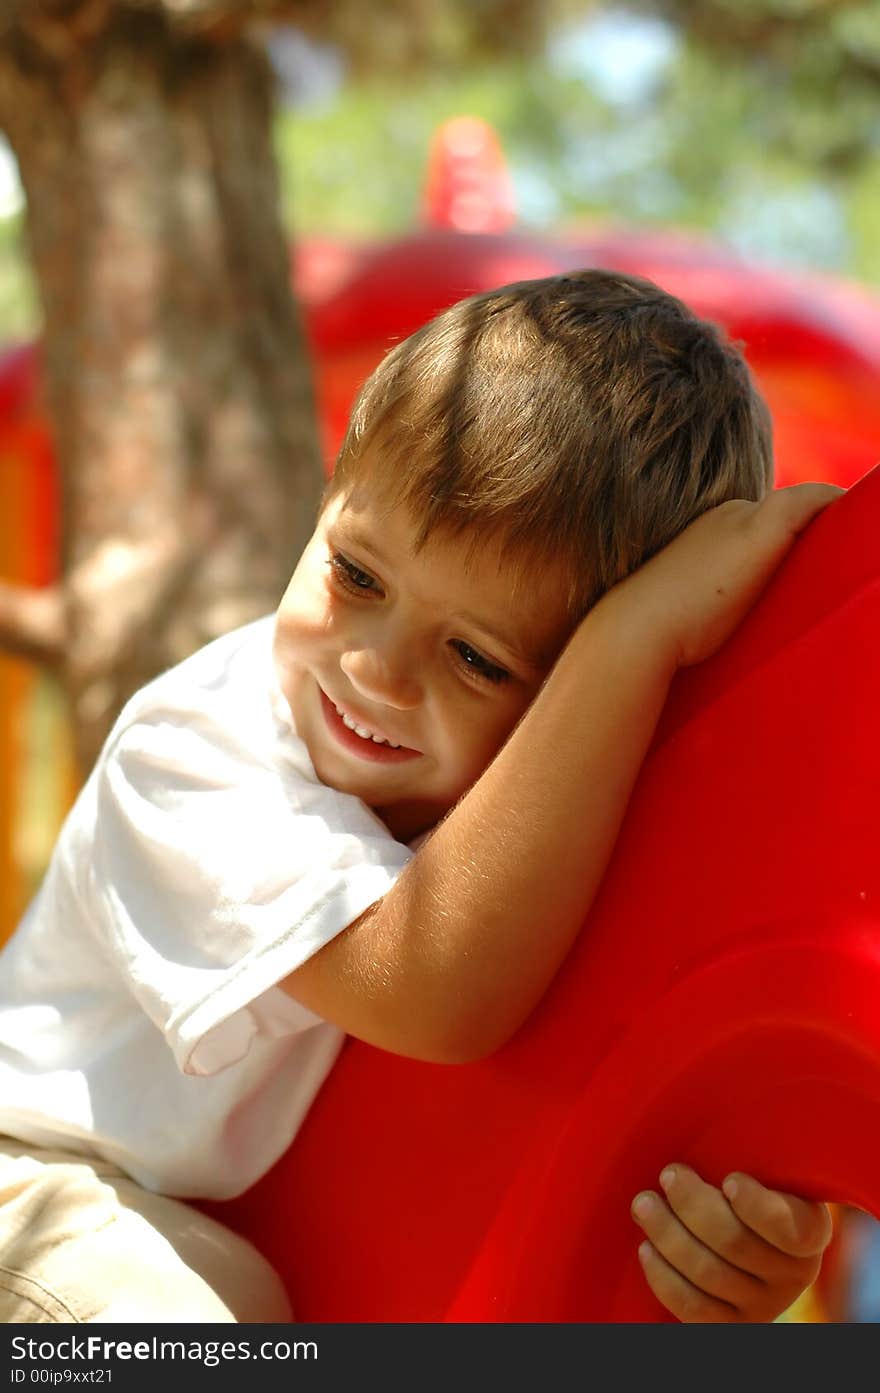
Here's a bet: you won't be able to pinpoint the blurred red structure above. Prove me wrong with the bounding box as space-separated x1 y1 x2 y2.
297 222 880 487
0 346 59 937
421 115 517 234
5 223 880 507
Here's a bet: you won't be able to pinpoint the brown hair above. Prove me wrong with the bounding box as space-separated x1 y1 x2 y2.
326 268 773 616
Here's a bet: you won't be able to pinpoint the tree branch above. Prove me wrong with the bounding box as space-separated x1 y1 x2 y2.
11 0 114 56
0 581 66 666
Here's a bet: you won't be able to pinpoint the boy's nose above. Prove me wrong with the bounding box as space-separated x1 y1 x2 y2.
339 648 422 711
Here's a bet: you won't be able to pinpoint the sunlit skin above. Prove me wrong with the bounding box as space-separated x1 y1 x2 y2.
273 489 575 842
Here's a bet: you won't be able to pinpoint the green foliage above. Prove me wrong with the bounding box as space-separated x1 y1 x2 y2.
849 156 880 286
0 212 38 340
274 57 579 236
642 0 880 169
273 19 879 289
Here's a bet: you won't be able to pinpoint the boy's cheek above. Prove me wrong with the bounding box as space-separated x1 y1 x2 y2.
275 584 334 648
272 609 320 695
275 611 317 651
452 717 522 795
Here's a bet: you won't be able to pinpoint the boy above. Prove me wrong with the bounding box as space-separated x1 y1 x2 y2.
0 270 836 1323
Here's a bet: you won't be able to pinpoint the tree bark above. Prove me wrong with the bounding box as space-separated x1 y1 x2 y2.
0 4 323 771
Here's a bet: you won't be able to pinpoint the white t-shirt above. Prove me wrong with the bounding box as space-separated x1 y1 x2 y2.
0 618 413 1199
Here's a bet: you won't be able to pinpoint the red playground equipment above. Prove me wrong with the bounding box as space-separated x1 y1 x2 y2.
201 461 880 1321
2 119 880 1319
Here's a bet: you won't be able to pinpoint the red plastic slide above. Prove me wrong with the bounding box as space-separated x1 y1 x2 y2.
201 461 880 1322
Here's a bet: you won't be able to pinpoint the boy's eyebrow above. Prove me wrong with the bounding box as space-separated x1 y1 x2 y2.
452 610 547 674
333 524 387 565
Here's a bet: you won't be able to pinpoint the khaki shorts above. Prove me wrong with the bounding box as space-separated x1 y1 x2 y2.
0 1140 292 1324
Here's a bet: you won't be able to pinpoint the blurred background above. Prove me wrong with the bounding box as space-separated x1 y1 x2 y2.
4 1 880 338
1 0 879 1322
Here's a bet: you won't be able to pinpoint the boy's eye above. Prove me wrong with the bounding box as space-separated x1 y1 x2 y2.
330 552 381 596
450 640 510 686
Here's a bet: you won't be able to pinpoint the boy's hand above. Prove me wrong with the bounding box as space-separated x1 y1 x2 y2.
617 482 844 670
631 1163 833 1322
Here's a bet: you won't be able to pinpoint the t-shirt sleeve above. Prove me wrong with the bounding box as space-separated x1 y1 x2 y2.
83 704 413 1078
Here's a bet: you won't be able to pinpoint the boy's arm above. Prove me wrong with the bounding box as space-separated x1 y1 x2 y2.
281 484 842 1063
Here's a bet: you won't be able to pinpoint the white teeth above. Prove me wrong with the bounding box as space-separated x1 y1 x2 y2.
335 704 400 748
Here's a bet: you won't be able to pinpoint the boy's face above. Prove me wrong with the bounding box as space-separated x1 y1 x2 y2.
273 486 575 842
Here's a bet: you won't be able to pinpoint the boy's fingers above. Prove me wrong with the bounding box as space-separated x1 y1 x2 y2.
631 1190 763 1308
764 481 845 536
721 1173 833 1259
637 1240 740 1324
649 1164 783 1277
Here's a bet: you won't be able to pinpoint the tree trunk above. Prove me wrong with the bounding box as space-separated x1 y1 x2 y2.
0 4 323 772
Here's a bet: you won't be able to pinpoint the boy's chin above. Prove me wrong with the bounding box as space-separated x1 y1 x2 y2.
371 797 446 844
310 759 446 841
307 743 407 801
305 732 455 840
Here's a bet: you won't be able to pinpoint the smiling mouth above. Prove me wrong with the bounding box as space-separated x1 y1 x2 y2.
318 688 421 764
